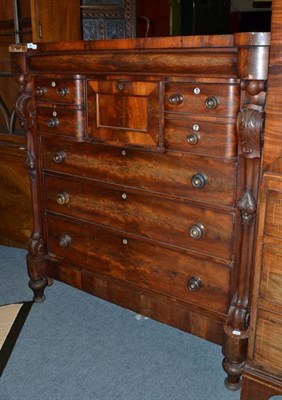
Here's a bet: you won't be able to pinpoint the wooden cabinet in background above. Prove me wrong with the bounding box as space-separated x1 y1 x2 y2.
240 1 282 398
30 0 81 42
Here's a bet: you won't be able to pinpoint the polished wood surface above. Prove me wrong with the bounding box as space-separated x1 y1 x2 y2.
11 31 271 392
240 0 282 398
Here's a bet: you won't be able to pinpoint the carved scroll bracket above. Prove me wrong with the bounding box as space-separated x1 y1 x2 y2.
15 74 35 131
237 107 265 158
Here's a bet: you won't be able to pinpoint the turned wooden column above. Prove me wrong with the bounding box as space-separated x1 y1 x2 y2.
11 48 48 302
222 32 270 391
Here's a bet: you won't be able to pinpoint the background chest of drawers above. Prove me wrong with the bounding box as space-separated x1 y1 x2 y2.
11 32 270 390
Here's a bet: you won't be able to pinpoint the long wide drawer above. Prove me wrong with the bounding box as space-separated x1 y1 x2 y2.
44 175 234 260
42 139 237 207
46 214 231 315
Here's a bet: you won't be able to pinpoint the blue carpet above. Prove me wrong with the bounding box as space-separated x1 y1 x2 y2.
0 244 240 400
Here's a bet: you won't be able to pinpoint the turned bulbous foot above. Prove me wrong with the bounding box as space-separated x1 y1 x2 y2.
222 357 245 391
29 277 48 303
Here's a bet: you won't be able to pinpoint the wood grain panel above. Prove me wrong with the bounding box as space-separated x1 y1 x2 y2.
42 139 237 207
88 79 163 149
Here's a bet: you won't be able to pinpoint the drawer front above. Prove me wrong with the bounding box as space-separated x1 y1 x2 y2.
165 83 239 116
260 244 282 306
36 107 85 138
45 175 234 260
46 214 231 314
34 76 85 105
42 139 237 207
87 79 163 150
165 116 237 157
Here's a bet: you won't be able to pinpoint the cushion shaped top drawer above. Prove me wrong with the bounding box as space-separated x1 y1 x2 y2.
165 82 239 117
41 139 237 207
44 175 234 260
46 214 231 315
34 76 85 105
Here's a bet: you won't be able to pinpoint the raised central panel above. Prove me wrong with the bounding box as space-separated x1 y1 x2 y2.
87 79 164 150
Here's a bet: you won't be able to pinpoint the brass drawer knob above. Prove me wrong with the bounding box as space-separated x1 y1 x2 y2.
187 133 199 145
58 234 71 248
189 224 205 239
187 276 202 292
57 87 69 97
53 151 66 163
47 117 59 128
35 86 47 96
56 192 69 205
169 93 184 106
205 96 218 110
191 173 208 189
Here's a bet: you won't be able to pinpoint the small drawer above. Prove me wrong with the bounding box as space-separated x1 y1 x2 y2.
165 116 237 157
87 79 163 150
46 214 231 314
34 76 85 105
36 107 85 139
165 82 239 117
42 139 237 207
44 175 234 260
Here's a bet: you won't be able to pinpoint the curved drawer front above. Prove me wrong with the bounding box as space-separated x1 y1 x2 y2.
46 214 231 315
165 116 237 157
165 82 239 116
36 107 85 138
42 139 237 207
34 76 85 105
44 175 234 260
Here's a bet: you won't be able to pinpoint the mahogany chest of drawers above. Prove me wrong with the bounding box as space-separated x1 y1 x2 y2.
10 32 270 390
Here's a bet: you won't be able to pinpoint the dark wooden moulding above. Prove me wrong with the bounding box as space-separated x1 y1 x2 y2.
10 31 270 391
